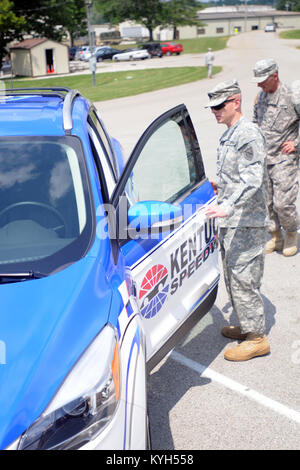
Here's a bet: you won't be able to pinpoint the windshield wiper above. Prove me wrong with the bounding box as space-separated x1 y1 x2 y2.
0 271 47 283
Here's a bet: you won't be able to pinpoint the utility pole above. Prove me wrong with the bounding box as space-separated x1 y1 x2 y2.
244 0 248 34
85 0 96 86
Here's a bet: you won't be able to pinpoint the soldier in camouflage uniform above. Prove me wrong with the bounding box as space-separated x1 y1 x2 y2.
252 58 300 256
205 79 270 361
205 48 214 79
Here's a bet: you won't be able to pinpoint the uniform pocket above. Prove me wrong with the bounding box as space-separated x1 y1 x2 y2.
271 105 289 132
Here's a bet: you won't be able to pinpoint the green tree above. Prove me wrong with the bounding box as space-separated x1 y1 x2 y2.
12 0 87 44
276 0 300 9
95 0 165 40
0 0 25 66
161 0 203 40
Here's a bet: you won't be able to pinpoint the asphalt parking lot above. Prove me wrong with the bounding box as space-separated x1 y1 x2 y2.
95 30 300 450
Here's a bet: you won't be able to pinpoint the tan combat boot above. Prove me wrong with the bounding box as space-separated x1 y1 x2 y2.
224 333 270 361
265 229 283 254
283 231 298 257
221 326 248 340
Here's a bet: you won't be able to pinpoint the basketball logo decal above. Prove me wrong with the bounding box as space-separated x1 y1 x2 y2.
139 264 169 319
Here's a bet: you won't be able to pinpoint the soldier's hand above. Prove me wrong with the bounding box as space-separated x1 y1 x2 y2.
204 205 227 219
210 180 218 195
281 140 297 155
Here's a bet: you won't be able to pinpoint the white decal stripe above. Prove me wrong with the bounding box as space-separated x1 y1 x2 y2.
117 306 129 339
118 280 129 306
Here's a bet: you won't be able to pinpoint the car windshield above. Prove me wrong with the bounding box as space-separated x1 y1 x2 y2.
0 136 94 276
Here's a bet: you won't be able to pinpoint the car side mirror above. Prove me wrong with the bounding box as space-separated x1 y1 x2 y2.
128 201 182 239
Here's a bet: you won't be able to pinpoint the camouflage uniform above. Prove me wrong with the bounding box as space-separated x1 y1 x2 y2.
216 115 268 335
205 49 214 79
253 62 300 233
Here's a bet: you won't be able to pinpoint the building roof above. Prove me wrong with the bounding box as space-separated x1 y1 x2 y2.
198 9 300 20
10 38 48 50
10 38 67 50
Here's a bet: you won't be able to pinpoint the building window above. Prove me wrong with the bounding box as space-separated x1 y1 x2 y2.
197 28 205 35
252 25 258 30
216 27 224 33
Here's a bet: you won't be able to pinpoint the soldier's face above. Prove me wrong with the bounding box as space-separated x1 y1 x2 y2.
211 98 238 127
258 73 279 93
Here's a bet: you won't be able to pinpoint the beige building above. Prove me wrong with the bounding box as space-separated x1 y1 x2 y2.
180 7 300 39
92 7 300 42
10 38 69 77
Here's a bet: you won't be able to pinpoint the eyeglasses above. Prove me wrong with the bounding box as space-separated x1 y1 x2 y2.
211 99 235 111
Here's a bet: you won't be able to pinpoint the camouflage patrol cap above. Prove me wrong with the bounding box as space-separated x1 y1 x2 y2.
252 58 278 83
205 79 241 107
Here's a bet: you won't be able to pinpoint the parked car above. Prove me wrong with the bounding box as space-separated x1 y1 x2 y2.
0 86 219 450
0 60 12 75
139 43 163 58
95 47 121 62
160 42 183 56
264 23 276 32
75 46 92 61
112 48 150 61
68 46 79 61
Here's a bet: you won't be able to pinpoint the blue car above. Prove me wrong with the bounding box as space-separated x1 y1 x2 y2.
0 87 219 450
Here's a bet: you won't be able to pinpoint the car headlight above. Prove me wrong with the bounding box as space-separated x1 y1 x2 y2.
18 325 120 450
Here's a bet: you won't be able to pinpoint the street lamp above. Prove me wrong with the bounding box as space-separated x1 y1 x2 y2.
244 0 248 33
85 0 96 86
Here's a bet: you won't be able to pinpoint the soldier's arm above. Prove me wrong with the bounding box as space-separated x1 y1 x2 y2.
253 94 259 124
291 80 300 150
218 135 266 217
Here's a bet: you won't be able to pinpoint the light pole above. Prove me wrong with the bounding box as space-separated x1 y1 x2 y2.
85 0 96 86
244 0 248 33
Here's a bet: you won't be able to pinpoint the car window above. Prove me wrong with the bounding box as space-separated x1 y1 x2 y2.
88 111 119 180
0 136 94 275
125 111 203 205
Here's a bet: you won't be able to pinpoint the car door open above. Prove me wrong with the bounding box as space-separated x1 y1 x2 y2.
110 104 220 370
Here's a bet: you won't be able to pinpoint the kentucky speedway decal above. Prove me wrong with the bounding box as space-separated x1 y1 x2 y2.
138 219 218 319
139 265 169 319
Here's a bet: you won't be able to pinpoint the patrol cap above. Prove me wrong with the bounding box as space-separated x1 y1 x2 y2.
252 58 278 83
205 79 241 108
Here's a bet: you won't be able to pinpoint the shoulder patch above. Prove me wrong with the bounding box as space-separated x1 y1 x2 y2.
243 144 254 161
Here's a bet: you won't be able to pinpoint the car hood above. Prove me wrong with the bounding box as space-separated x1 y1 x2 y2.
0 255 113 449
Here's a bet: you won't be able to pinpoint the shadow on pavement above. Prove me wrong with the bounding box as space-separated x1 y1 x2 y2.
147 294 276 449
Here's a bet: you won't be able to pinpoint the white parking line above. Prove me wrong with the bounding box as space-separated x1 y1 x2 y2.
171 351 300 425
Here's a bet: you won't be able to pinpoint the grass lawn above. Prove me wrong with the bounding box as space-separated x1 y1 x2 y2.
3 66 222 102
119 36 229 54
279 30 300 39
178 36 230 53
2 36 228 101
